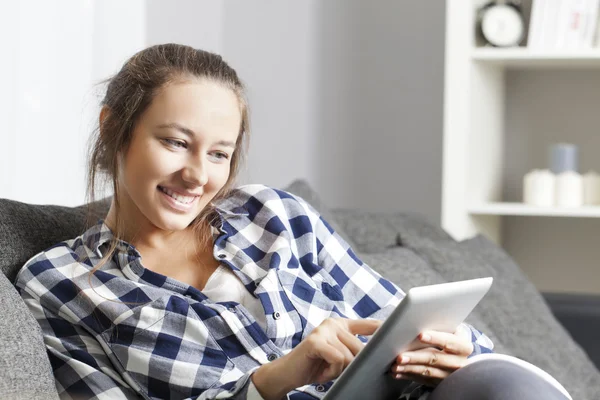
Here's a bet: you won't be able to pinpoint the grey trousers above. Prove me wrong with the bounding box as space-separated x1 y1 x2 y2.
426 359 569 400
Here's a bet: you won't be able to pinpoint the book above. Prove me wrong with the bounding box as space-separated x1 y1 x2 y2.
528 0 545 47
542 0 562 49
528 0 600 49
582 0 600 47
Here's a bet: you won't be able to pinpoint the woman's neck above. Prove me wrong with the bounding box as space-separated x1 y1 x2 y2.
104 199 203 255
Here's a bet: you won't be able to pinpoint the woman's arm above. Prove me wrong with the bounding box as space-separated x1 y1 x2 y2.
299 195 494 355
291 192 495 388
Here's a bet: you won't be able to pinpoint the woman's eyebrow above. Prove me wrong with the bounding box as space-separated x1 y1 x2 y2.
156 122 236 148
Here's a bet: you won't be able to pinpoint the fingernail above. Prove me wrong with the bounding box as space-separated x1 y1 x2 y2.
400 356 410 364
395 373 405 380
396 366 404 373
421 334 431 341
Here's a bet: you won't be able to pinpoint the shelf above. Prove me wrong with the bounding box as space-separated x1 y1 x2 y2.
468 203 600 217
472 48 600 68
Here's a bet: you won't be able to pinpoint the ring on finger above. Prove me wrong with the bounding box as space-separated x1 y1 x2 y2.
430 352 438 366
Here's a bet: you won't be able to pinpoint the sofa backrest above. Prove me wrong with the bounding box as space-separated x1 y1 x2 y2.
0 198 109 400
0 198 109 282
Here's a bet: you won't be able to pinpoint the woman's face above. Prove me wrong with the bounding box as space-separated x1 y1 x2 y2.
118 79 241 233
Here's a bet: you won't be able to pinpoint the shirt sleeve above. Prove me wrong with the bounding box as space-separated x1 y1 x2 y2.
459 322 495 357
295 196 405 321
293 194 494 355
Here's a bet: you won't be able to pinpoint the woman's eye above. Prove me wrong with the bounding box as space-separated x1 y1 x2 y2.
164 139 187 149
211 151 230 161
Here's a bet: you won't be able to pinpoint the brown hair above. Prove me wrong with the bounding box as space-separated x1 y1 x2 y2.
83 43 249 293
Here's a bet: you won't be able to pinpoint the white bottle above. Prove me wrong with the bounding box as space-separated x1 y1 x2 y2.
583 171 600 205
555 171 583 207
523 169 555 207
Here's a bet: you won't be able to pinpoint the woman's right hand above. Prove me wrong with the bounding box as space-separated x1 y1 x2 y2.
251 318 382 400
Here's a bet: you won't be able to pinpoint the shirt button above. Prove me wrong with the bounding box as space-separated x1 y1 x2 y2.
267 353 278 362
218 254 227 259
272 311 281 320
228 306 236 313
315 384 326 392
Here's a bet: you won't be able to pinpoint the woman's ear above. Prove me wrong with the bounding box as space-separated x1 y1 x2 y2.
99 106 109 129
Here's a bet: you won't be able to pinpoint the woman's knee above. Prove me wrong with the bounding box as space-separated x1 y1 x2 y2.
427 359 569 400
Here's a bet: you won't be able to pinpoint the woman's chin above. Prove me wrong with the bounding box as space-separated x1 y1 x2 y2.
158 217 196 232
148 209 196 232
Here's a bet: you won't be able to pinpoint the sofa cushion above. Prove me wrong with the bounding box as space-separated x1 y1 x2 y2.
0 273 59 399
331 209 455 254
0 198 109 282
411 233 600 400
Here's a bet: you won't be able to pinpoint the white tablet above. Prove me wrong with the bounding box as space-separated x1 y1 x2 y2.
323 277 494 400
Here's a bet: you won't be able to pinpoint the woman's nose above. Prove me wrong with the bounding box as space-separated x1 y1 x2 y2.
182 158 208 187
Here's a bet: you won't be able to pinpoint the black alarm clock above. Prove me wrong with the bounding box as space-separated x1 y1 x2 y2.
477 0 525 47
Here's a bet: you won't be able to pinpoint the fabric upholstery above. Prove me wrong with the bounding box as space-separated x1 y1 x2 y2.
0 198 109 282
331 208 455 254
0 273 58 399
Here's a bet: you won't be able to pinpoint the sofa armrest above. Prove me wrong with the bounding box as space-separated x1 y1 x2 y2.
0 274 59 399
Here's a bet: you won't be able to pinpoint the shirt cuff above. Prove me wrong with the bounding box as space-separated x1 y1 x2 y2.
460 322 495 357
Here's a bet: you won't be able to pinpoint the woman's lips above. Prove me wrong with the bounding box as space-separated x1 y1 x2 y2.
158 186 200 212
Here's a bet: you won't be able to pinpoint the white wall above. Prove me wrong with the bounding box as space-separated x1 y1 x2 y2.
312 1 445 219
0 0 93 206
146 0 224 53
4 1 446 223
220 1 320 191
220 1 446 220
0 0 146 206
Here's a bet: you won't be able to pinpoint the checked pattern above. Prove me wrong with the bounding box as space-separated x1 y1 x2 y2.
15 185 493 399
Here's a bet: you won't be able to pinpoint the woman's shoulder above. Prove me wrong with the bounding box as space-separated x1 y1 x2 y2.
14 224 102 295
217 184 315 218
228 183 300 201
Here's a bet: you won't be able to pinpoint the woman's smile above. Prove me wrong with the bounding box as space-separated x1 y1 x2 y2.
158 185 200 211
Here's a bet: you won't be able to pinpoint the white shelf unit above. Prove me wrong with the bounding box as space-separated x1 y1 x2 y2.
472 48 600 68
442 1 600 294
468 203 600 218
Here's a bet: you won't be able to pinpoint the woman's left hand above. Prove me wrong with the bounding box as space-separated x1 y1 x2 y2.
390 325 473 387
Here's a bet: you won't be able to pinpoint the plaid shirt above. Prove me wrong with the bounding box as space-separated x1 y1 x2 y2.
15 185 494 400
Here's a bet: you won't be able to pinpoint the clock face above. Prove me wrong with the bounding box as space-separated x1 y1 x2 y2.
481 4 524 47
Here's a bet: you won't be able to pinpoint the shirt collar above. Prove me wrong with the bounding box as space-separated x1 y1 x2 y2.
82 203 249 258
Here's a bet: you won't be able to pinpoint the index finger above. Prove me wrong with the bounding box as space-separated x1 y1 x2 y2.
344 318 382 336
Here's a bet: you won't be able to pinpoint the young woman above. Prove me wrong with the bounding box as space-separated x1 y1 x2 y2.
14 44 568 400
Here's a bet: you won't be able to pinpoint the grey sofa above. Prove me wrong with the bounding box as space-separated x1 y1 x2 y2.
1 179 599 400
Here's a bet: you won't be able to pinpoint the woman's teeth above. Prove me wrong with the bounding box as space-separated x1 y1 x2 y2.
159 186 197 204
